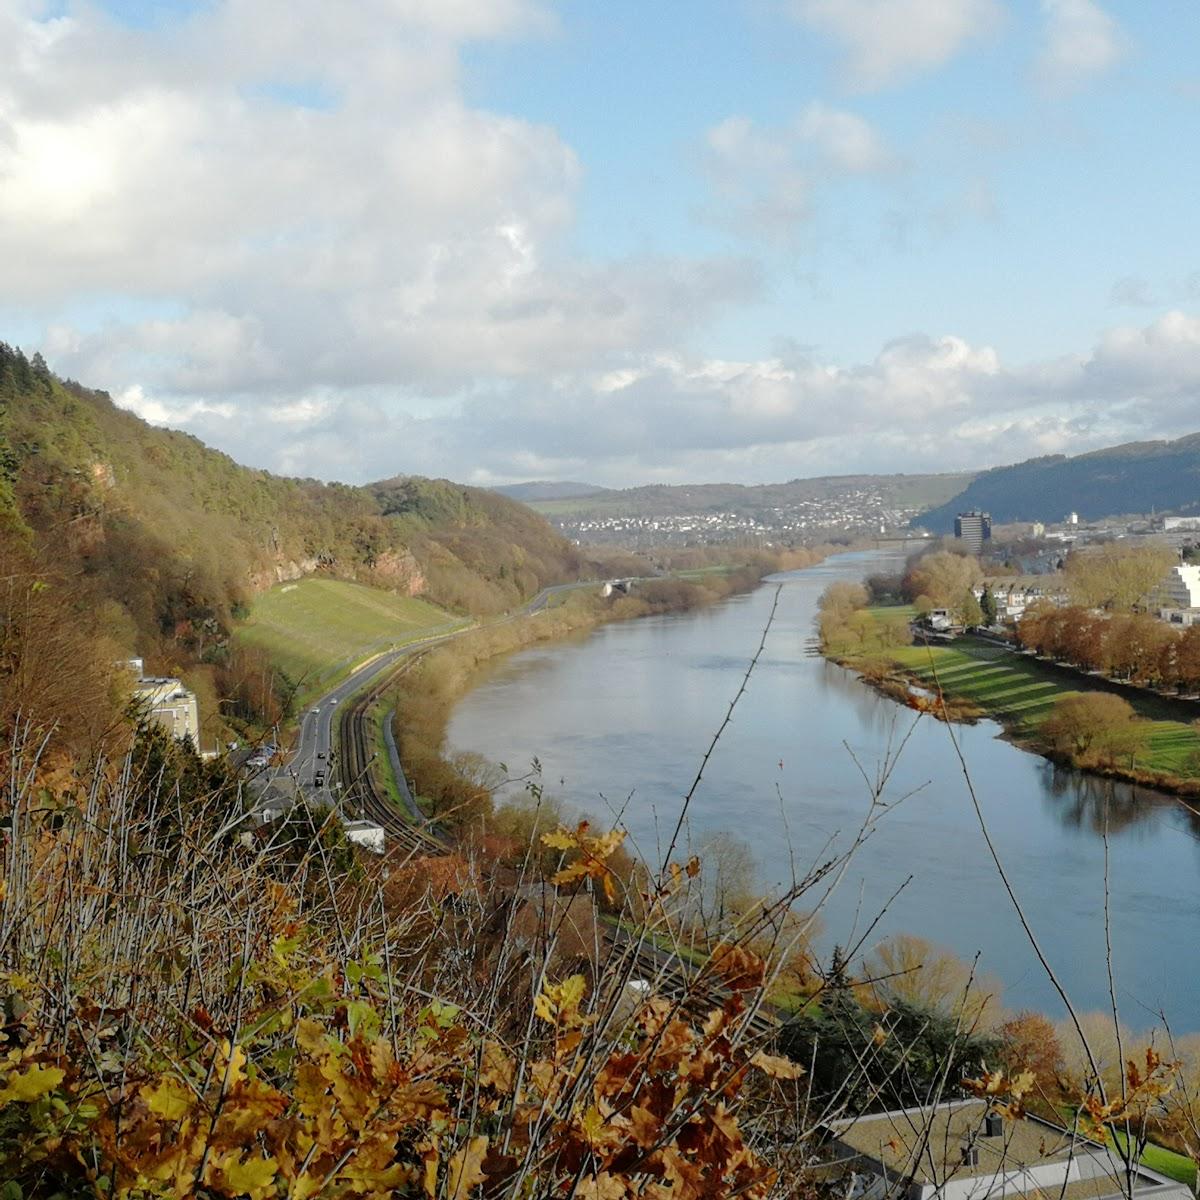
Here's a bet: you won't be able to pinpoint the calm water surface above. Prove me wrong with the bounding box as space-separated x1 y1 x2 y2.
447 552 1200 1029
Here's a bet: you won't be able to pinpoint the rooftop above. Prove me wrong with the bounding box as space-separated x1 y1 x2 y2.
826 1099 1179 1200
830 1101 1076 1184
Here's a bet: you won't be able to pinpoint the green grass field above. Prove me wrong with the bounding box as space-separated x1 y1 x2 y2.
1111 1130 1198 1187
885 630 1200 779
237 579 465 696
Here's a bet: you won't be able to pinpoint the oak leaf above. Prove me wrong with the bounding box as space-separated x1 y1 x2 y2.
534 974 588 1025
447 1134 488 1199
211 1150 279 1199
142 1076 194 1121
710 944 765 992
0 1063 65 1104
749 1051 804 1080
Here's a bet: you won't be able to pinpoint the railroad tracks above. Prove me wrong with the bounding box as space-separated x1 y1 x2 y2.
335 651 446 858
602 926 782 1041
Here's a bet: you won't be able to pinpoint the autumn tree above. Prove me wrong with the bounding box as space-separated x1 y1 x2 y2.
858 934 1002 1028
996 1010 1065 1097
904 551 984 618
1041 692 1148 767
1064 543 1176 611
1176 626 1200 692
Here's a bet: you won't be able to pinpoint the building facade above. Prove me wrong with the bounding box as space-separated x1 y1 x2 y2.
954 511 992 555
133 677 200 747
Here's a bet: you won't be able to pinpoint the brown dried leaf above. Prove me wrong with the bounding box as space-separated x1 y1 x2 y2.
447 1135 489 1199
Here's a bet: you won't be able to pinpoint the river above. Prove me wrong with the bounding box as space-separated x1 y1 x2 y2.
446 551 1200 1030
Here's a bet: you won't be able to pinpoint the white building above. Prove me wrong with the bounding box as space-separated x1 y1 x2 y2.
342 818 386 855
1160 564 1200 609
133 676 200 747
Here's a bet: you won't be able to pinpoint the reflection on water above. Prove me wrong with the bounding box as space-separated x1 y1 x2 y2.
447 551 1200 1029
1039 762 1186 838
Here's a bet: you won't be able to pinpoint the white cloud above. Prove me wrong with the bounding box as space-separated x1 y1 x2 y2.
786 0 1003 91
3 0 761 396
701 104 894 241
794 103 894 172
106 311 1200 487
1036 0 1123 92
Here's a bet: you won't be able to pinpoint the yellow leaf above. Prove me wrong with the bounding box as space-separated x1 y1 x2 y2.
295 1018 330 1058
447 1135 488 1199
577 1171 628 1200
588 829 626 860
422 1141 439 1200
214 1151 278 1199
541 829 578 851
550 862 592 888
535 975 588 1024
480 1040 514 1094
0 1064 65 1104
750 1051 804 1080
142 1076 194 1121
216 1040 247 1088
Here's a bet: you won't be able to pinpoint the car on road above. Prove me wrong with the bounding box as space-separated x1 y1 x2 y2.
317 751 327 760
314 771 325 788
310 707 320 715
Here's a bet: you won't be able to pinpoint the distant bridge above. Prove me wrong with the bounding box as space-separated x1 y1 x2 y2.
872 534 933 548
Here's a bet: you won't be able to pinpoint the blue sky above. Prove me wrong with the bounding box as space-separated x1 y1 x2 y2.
2 0 1198 485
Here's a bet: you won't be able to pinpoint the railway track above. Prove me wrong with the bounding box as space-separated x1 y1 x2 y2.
602 926 782 1042
335 651 447 858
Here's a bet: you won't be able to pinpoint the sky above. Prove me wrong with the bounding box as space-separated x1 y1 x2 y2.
2 0 1199 488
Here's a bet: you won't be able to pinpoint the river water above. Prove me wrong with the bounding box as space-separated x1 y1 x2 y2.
446 551 1200 1030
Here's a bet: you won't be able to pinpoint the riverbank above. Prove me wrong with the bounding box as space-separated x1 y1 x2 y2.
827 608 1200 798
380 546 838 827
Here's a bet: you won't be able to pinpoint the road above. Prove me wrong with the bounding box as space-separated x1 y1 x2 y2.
259 578 604 808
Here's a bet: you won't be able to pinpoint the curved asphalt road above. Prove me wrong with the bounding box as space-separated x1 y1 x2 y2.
269 578 603 805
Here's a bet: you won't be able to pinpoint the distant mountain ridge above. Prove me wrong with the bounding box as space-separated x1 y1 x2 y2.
492 480 610 501
521 473 973 517
918 433 1200 530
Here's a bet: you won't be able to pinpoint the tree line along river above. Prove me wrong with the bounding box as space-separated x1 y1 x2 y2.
446 550 1200 1031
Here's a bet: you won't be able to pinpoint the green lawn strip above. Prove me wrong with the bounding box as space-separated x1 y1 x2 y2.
1141 723 1200 776
1001 690 1063 709
914 663 1012 684
878 630 1200 774
964 681 1060 703
237 578 466 704
369 705 415 822
1109 1130 1197 1187
867 604 918 624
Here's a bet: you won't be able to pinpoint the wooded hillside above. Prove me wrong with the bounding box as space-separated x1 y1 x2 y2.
918 434 1200 529
0 343 583 747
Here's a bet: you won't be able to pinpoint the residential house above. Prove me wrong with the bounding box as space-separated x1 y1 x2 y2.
132 675 201 748
821 1099 1190 1200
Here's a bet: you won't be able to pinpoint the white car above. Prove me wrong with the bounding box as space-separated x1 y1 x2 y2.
310 707 320 715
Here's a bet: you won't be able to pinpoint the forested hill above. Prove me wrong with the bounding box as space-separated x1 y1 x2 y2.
0 344 583 717
918 434 1200 530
